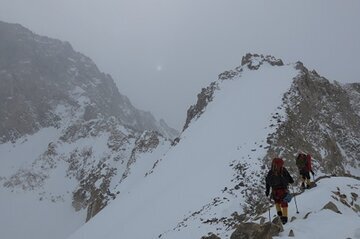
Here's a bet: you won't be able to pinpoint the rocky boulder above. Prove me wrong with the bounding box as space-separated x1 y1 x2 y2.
230 222 282 239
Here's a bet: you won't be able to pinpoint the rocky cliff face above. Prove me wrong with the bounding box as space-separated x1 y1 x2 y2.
0 21 176 222
266 62 360 176
0 21 178 143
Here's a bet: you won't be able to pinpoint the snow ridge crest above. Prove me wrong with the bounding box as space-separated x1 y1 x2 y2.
218 53 284 81
241 53 284 70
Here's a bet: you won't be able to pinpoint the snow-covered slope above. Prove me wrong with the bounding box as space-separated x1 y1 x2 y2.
67 56 299 239
0 125 172 239
260 176 360 239
67 54 360 239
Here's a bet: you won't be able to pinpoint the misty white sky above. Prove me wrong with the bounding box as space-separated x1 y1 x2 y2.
1 0 359 130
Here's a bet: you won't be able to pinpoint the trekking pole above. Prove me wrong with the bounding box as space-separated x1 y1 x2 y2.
268 198 271 222
291 187 299 214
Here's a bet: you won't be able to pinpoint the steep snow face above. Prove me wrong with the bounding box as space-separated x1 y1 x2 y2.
68 58 299 239
0 128 85 239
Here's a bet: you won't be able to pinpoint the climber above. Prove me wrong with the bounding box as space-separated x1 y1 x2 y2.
265 157 294 225
296 152 315 190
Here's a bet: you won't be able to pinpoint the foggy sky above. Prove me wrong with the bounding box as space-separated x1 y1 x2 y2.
1 0 359 130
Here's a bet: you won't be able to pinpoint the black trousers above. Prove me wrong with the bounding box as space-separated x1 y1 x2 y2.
300 169 310 180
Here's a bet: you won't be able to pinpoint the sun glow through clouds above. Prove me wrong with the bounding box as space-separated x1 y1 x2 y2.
156 65 163 71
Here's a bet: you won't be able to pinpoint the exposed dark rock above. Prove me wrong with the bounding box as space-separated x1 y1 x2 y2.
271 217 284 231
303 212 312 219
351 192 358 201
120 131 162 181
201 233 221 239
230 222 282 239
71 156 116 220
183 82 218 131
322 201 342 214
241 53 284 70
265 64 360 180
218 68 242 80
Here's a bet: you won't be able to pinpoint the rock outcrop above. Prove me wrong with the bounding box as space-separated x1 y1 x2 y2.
230 222 282 239
266 61 360 176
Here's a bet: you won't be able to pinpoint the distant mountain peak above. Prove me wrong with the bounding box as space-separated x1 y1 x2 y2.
0 21 178 143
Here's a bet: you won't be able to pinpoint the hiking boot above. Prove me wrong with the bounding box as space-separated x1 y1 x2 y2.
280 216 288 225
306 184 311 189
277 211 282 216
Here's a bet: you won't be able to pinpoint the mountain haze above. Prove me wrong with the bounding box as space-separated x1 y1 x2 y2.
0 21 359 239
0 21 178 143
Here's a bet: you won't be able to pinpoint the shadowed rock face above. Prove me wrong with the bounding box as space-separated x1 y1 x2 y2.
266 62 360 176
0 21 178 143
183 82 219 132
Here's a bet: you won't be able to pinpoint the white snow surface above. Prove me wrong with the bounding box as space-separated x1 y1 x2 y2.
0 128 85 239
262 177 360 239
67 63 303 239
0 125 171 239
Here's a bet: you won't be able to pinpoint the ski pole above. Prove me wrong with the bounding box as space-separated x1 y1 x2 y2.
291 187 299 214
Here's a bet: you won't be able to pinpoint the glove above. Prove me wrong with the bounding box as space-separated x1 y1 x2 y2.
265 189 269 197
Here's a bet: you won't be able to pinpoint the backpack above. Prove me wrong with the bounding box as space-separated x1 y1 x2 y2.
268 171 289 189
296 154 307 169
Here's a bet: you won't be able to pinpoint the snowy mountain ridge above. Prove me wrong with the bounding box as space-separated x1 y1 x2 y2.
0 20 359 239
67 53 359 239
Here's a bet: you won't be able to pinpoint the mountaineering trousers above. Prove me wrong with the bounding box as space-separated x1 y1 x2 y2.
272 187 289 223
300 169 312 188
272 188 288 207
299 169 310 180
